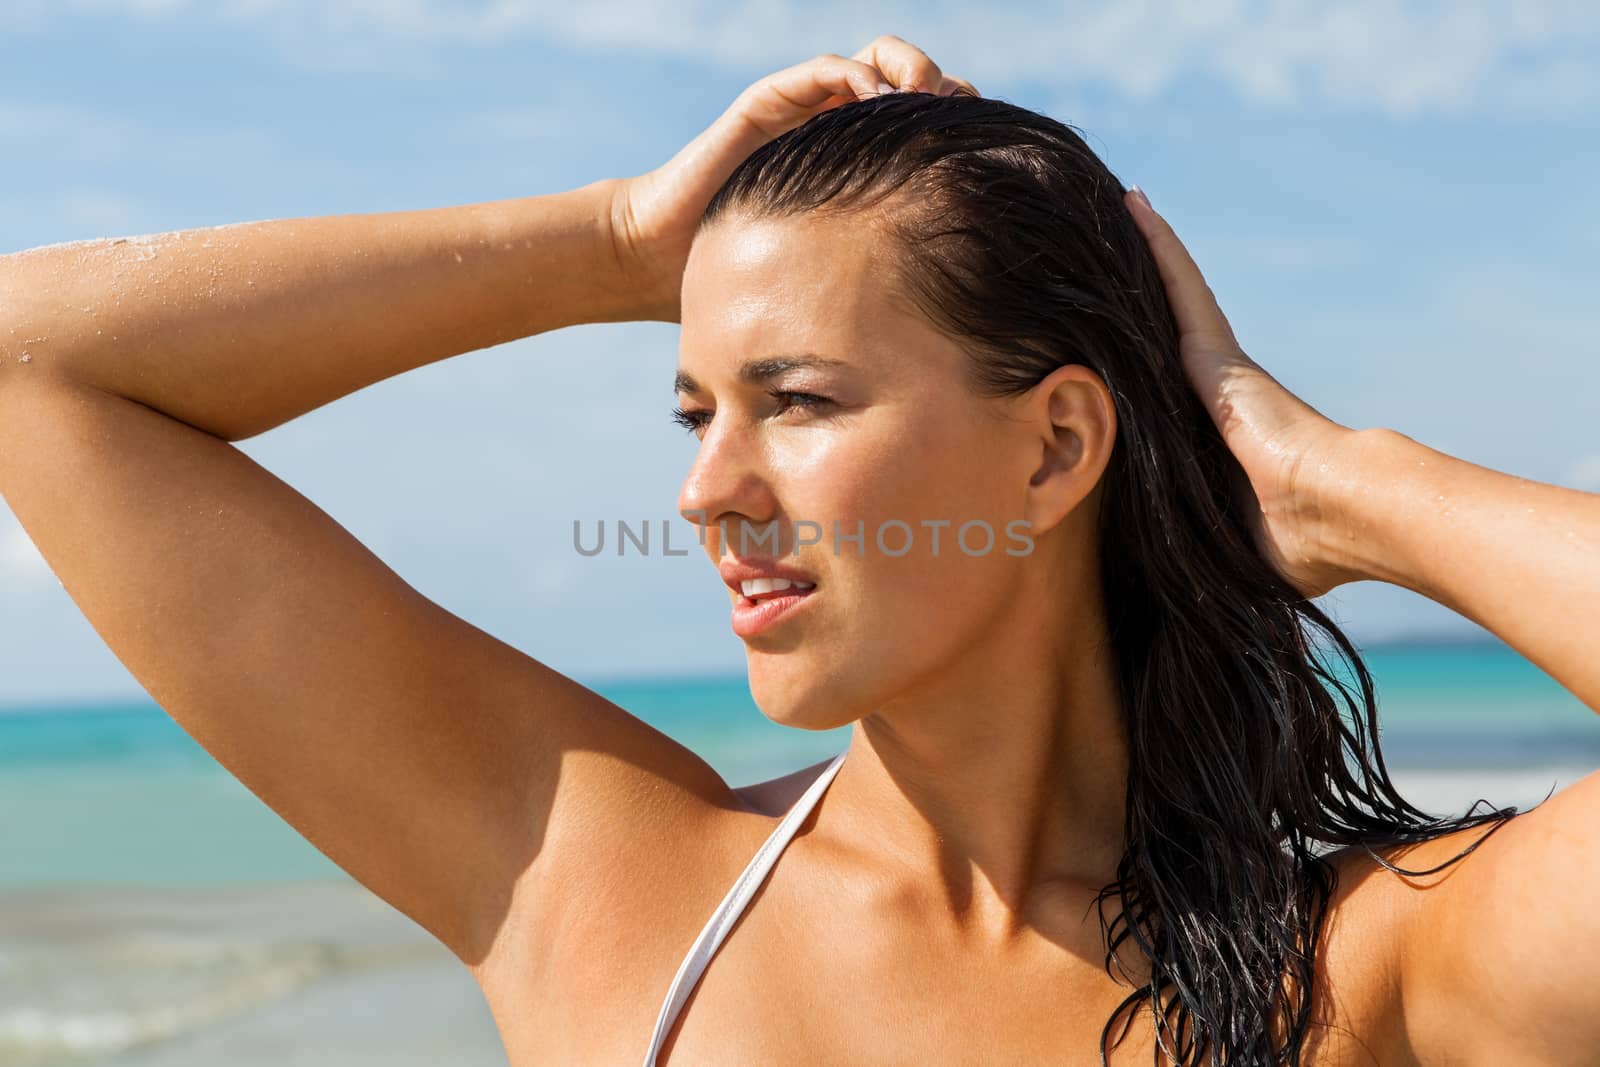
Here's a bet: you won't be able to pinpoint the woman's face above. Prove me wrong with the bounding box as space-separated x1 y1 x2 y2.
676 210 1051 728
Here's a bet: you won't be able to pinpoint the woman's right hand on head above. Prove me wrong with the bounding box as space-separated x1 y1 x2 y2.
606 35 979 322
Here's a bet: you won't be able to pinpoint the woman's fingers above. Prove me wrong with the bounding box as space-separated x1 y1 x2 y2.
1123 187 1281 445
614 39 968 321
848 35 979 96
742 37 976 141
1124 189 1240 349
739 35 981 141
938 74 982 97
740 53 894 137
851 34 947 94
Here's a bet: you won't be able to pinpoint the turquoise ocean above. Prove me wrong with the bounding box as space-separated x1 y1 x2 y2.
1 640 1597 1065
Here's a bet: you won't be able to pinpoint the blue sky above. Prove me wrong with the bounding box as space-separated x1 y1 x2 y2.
2 2 1598 702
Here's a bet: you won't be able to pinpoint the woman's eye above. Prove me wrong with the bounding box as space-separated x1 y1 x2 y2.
770 390 835 415
670 406 711 436
670 392 836 438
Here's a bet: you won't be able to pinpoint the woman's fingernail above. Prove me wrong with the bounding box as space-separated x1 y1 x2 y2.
1130 185 1153 210
877 81 895 95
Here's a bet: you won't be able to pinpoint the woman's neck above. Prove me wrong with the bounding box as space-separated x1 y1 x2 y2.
822 611 1129 946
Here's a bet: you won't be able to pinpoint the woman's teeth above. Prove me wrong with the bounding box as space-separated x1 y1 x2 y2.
740 577 816 598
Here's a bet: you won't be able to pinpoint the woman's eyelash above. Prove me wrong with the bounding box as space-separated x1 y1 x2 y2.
669 391 836 435
769 390 834 413
670 405 708 433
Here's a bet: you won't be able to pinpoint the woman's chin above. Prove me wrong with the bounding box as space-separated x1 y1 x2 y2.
748 662 858 732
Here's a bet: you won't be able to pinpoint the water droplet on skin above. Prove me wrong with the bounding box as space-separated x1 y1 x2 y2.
18 352 31 364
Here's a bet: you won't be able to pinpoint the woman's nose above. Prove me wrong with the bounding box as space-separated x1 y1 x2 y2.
677 418 774 534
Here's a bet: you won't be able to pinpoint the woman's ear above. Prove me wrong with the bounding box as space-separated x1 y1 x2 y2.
1020 364 1116 535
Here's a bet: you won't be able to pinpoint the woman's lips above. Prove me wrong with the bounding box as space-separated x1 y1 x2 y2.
731 586 817 639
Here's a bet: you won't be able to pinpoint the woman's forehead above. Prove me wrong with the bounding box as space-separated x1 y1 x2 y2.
681 225 929 361
685 212 894 310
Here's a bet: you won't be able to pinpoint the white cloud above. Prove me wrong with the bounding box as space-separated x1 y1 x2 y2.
9 1 1599 118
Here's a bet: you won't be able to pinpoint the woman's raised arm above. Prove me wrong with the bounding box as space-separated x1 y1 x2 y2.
1122 184 1600 713
0 179 636 441
0 178 740 971
1123 184 1600 1062
0 37 973 976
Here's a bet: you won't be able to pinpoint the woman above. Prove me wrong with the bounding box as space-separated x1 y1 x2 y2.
2 33 1597 1066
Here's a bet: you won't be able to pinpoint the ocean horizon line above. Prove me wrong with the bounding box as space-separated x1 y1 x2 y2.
0 628 1519 715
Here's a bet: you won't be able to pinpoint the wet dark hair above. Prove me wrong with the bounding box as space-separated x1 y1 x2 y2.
698 91 1535 1065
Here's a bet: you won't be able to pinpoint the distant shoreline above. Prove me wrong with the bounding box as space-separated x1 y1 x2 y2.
0 629 1521 714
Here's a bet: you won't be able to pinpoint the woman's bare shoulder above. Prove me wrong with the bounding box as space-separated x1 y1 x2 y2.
1306 825 1520 1064
474 752 788 1062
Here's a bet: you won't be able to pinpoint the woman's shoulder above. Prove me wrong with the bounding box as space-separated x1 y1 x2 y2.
472 759 789 1062
494 754 838 993
1305 824 1517 1064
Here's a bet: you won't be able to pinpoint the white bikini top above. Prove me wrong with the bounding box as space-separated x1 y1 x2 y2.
640 748 849 1066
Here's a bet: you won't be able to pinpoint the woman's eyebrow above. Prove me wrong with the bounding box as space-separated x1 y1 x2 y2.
673 354 848 395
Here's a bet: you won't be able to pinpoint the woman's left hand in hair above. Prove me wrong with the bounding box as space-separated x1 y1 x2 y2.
1122 187 1370 601
607 36 979 323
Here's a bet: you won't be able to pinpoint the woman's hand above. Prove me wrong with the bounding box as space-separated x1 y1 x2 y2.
1123 187 1371 600
607 36 979 322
